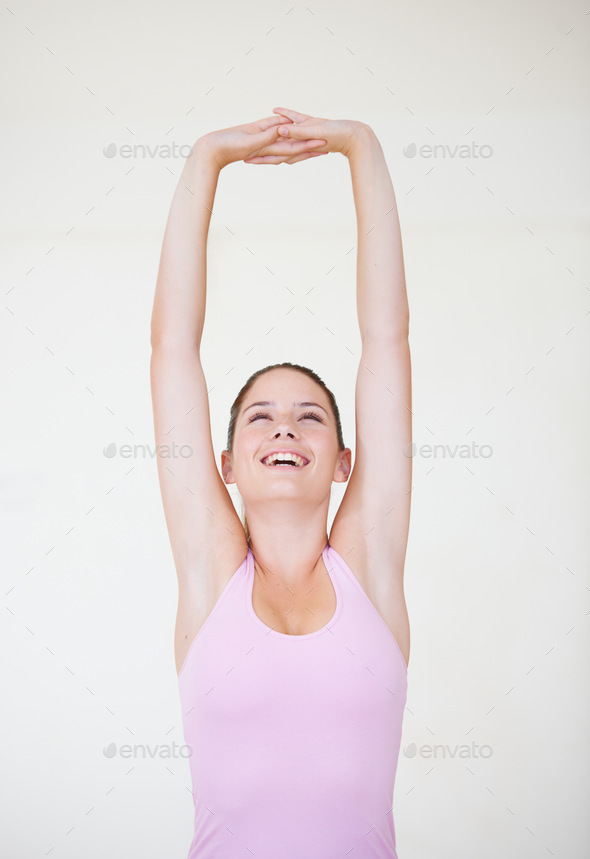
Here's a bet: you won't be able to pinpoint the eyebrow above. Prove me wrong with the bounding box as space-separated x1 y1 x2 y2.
244 400 329 415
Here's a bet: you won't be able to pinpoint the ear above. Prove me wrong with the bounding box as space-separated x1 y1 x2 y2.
221 450 235 484
333 448 352 483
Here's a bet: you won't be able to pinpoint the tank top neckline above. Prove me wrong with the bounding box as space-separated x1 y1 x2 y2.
246 541 343 640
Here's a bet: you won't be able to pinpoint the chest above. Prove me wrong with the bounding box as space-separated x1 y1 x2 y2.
251 568 337 635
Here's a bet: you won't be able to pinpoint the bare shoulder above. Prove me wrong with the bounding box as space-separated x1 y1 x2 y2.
175 537 249 676
328 523 410 670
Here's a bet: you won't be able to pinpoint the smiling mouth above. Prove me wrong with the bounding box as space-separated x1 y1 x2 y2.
260 455 310 468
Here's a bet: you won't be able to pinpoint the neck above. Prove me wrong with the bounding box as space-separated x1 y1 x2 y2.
246 505 329 586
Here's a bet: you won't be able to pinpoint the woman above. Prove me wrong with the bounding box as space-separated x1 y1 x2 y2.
150 107 412 858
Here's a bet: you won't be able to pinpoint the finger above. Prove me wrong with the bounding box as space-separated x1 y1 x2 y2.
273 107 309 123
258 123 287 145
286 151 328 164
276 123 321 140
271 110 295 124
245 152 328 164
281 138 327 152
271 110 295 123
291 140 328 154
255 138 327 158
245 154 284 165
256 115 289 131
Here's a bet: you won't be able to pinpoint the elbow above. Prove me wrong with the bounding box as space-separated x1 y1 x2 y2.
150 327 168 351
393 317 410 342
150 335 200 355
363 318 410 346
149 313 164 350
150 320 201 353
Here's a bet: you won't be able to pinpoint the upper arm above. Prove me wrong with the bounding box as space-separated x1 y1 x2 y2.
150 344 248 591
330 334 412 595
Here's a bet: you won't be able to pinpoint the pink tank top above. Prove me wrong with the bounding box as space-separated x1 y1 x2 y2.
178 542 408 858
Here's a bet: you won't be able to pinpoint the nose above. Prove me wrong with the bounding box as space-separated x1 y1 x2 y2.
272 420 299 439
273 428 296 439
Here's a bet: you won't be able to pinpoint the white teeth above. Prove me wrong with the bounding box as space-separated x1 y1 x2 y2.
262 452 307 467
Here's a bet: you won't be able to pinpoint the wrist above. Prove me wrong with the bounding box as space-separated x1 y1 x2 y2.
345 122 378 159
188 135 225 172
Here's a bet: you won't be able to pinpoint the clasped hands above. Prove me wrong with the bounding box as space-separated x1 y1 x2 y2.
198 107 365 170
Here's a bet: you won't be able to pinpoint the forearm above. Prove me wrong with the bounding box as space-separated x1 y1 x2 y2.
150 138 221 350
347 125 409 342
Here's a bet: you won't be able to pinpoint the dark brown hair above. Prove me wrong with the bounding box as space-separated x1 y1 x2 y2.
226 362 345 543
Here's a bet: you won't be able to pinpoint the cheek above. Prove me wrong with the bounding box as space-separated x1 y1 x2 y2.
238 433 262 460
313 440 338 466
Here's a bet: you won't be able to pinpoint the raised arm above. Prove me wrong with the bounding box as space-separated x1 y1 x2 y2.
150 138 247 608
151 139 220 350
261 110 411 653
347 124 410 342
150 118 332 672
336 124 412 602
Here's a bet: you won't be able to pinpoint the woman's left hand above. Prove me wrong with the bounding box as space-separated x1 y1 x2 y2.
200 114 328 169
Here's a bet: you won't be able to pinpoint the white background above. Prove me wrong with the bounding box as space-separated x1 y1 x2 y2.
1 0 589 856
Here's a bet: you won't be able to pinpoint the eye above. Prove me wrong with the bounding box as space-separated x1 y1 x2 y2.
247 411 324 423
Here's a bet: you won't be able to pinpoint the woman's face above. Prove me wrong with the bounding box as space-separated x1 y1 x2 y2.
222 369 349 498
